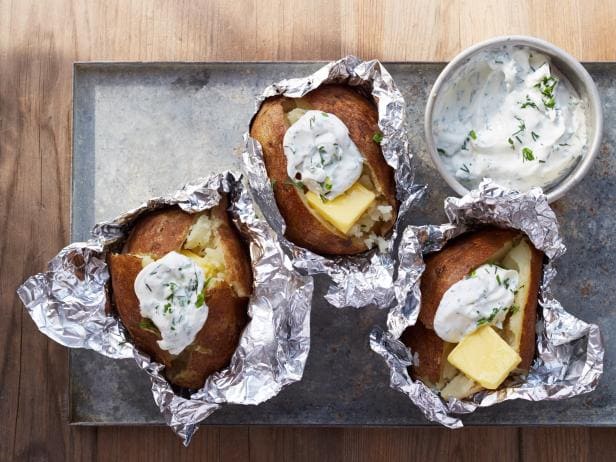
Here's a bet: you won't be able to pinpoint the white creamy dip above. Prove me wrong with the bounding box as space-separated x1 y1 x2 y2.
283 110 363 199
134 251 208 355
433 264 519 343
433 46 587 191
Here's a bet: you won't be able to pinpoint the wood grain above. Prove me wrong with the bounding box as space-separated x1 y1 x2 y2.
1 0 615 460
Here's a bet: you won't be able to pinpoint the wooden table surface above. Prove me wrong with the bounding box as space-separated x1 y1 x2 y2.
1 1 615 460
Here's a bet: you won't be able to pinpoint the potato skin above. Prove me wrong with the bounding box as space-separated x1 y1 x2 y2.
166 283 249 388
124 207 194 258
419 227 521 329
517 243 543 372
401 322 447 385
250 84 397 255
108 202 252 389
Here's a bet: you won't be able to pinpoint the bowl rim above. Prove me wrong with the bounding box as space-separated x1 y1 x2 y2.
424 35 604 203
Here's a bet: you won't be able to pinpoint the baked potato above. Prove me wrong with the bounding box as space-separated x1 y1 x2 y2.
108 197 252 389
402 227 543 399
250 84 397 255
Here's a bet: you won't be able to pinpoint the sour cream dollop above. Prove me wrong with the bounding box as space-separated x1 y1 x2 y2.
134 251 208 355
283 110 363 199
433 46 587 191
433 264 519 343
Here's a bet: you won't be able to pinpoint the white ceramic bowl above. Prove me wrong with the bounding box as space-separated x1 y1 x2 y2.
424 35 603 202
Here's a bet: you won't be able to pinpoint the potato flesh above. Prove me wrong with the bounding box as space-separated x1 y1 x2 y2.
182 213 226 286
441 373 483 400
501 239 533 354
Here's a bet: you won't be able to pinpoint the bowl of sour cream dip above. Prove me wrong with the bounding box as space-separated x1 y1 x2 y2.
425 35 602 202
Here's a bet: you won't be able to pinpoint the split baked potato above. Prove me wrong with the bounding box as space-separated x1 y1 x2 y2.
250 84 397 255
108 197 252 389
402 227 543 400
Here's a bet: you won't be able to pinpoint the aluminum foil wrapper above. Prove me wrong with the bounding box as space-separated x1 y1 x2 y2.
370 179 604 427
17 171 313 445
243 56 418 309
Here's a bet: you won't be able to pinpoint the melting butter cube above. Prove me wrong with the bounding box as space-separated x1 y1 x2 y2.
447 325 521 390
305 182 376 234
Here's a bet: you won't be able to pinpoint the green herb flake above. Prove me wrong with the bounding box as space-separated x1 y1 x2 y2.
496 274 502 285
139 318 155 330
469 130 477 140
285 178 305 191
460 163 470 174
195 292 205 308
511 115 526 138
522 147 535 161
510 304 520 314
139 318 160 336
468 269 477 278
372 131 384 144
507 137 515 150
321 112 329 117
437 148 447 156
323 176 333 191
531 131 540 141
536 75 559 109
520 95 538 110
476 307 500 326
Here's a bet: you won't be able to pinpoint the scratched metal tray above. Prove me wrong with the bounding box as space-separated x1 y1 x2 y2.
71 62 615 426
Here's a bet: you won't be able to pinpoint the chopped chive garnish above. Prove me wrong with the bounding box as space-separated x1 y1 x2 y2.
520 95 538 110
522 147 535 161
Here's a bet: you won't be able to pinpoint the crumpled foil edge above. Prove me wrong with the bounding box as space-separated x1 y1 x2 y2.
242 55 420 309
17 171 313 445
370 179 604 427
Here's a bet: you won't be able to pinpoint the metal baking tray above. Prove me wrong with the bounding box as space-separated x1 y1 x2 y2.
70 62 615 426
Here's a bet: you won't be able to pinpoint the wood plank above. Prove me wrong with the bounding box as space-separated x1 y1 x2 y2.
1 0 616 461
249 427 519 461
520 428 590 461
95 427 249 462
340 427 519 462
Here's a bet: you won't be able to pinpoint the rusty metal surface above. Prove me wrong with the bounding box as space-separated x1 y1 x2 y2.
70 62 615 425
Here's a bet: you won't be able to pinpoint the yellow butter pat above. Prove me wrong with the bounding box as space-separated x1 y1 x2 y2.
447 325 521 390
305 182 376 234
